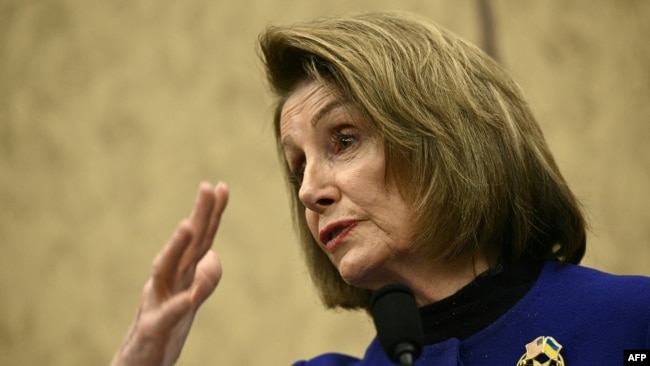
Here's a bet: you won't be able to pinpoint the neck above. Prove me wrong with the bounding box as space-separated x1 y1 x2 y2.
383 249 497 307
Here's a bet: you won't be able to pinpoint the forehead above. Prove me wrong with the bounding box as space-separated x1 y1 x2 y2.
279 81 338 140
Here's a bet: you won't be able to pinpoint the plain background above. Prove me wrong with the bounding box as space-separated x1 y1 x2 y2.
1 1 649 364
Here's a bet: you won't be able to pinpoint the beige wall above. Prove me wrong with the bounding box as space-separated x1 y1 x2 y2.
1 1 648 364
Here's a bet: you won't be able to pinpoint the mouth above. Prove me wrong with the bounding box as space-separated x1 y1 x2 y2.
319 220 359 247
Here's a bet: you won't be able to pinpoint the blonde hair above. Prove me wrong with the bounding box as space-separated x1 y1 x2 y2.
259 11 586 310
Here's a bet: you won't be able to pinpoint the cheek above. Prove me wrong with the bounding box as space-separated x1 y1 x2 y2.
304 208 320 242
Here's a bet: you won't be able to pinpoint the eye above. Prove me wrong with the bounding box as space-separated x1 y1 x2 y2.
288 160 305 187
333 131 357 153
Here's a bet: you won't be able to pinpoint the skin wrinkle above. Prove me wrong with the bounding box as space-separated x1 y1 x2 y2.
279 80 492 306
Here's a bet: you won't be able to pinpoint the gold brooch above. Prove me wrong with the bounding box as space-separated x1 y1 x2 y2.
517 336 565 366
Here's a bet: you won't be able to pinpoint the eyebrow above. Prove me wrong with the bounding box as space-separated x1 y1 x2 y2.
311 100 345 127
281 100 346 151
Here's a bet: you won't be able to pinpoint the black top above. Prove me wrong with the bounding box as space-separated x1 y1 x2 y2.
419 259 545 344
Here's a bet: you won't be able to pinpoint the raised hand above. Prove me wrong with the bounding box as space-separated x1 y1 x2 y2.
111 182 229 366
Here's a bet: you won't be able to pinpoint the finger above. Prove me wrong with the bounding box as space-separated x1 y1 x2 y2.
200 182 229 254
183 182 217 265
190 250 223 306
147 251 221 333
151 221 193 297
149 292 194 334
189 182 217 228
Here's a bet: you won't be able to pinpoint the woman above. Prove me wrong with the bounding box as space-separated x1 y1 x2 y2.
111 12 650 366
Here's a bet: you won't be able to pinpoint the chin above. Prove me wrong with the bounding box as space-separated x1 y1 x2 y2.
335 256 383 290
338 269 365 288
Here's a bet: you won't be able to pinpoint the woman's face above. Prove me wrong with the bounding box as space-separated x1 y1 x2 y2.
279 80 414 290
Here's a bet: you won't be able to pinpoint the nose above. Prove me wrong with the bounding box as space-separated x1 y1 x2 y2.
298 160 338 213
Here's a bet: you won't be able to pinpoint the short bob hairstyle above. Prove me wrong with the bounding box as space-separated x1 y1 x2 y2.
259 11 586 310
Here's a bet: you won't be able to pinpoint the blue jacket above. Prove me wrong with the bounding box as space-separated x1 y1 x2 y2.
293 261 650 365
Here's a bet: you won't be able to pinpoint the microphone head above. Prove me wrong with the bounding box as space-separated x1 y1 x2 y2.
370 284 424 364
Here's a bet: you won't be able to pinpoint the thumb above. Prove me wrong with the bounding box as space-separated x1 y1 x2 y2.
191 250 223 306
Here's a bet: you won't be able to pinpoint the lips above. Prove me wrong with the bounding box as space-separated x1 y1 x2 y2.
319 220 359 248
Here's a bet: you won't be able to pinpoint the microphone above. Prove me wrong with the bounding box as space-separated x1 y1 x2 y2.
370 284 424 366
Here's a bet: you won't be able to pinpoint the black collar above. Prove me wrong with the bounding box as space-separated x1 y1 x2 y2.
419 259 544 344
